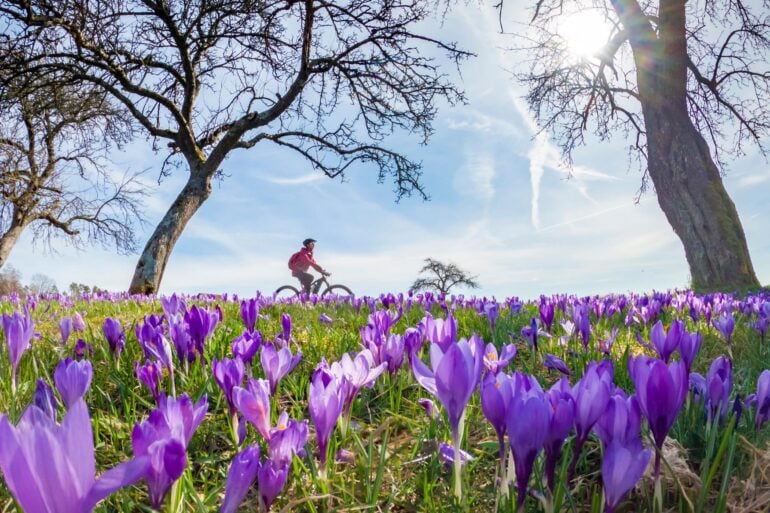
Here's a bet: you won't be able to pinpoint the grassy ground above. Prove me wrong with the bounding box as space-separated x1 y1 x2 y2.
0 292 768 512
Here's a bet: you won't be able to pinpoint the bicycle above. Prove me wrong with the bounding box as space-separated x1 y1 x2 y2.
274 274 354 299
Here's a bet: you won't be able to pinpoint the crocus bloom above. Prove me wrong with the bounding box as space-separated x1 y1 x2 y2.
319 313 333 324
280 313 292 342
0 399 148 513
539 301 555 332
232 330 262 366
483 343 517 375
480 372 512 461
418 398 440 420
521 317 541 351
168 321 195 363
33 379 57 422
544 353 571 376
268 411 308 465
411 335 484 441
258 458 290 512
329 350 386 414
382 334 406 374
544 378 575 492
713 313 735 345
102 317 125 359
308 368 345 467
212 357 246 413
233 378 272 440
58 316 73 345
630 355 688 448
650 319 684 363
753 370 770 429
704 355 733 422
184 305 219 361
160 293 186 319
240 298 259 333
484 302 499 332
593 390 643 450
132 393 208 508
54 357 93 408
419 313 457 351
135 360 163 404
602 441 652 513
2 308 35 390
598 328 619 355
507 372 551 511
438 442 474 469
678 332 702 373
221 445 261 513
261 343 302 395
72 311 86 332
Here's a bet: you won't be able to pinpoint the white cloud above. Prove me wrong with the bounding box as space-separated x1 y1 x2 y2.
260 173 324 185
454 151 496 200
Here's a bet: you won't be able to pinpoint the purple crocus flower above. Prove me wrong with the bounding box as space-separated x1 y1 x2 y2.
102 317 125 359
168 321 195 364
72 311 86 332
650 319 684 363
221 445 260 513
382 334 405 374
257 458 290 512
212 357 246 414
418 398 440 421
184 305 219 362
438 442 474 469
507 372 551 511
752 370 770 429
160 293 186 319
593 390 643 450
33 379 57 421
233 378 272 440
268 411 309 465
73 338 93 360
261 342 302 395
483 343 517 375
420 313 457 351
713 313 735 346
569 361 612 480
575 306 591 348
135 315 173 369
484 302 499 333
308 368 345 468
2 308 35 391
54 357 93 408
411 335 484 441
704 356 733 422
0 399 149 513
539 301 555 333
329 350 386 415
480 372 512 462
544 353 571 376
58 316 73 345
280 313 292 343
521 317 541 351
630 356 688 448
319 313 334 324
232 330 262 367
544 377 574 492
678 332 702 374
602 441 652 513
753 315 769 342
132 393 208 508
598 328 619 355
240 298 259 333
135 360 163 403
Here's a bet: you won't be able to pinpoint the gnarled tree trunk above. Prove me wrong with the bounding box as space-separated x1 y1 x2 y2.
0 217 28 267
128 168 212 294
627 0 759 291
643 107 758 291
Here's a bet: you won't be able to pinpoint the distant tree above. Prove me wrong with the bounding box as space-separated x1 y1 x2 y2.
27 273 57 295
502 0 768 291
0 60 146 267
0 265 23 296
1 1 470 294
411 258 479 295
69 282 92 296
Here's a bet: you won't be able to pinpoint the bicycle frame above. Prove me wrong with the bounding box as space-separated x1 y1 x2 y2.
310 276 329 294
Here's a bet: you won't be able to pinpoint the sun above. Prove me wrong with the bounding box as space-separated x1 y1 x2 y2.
557 10 614 61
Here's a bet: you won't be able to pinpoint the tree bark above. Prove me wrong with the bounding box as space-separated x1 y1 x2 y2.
128 167 212 294
0 220 27 267
619 0 760 292
641 105 759 291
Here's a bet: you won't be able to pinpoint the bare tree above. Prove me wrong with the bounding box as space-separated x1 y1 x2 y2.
0 265 23 296
411 258 479 295
0 64 146 267
27 273 58 294
502 0 768 291
1 1 470 294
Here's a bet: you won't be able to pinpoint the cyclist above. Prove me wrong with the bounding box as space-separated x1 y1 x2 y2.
288 238 330 294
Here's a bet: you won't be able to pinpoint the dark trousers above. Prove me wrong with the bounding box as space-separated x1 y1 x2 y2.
294 272 313 294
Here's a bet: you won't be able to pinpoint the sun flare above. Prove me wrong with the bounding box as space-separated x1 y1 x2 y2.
557 10 614 60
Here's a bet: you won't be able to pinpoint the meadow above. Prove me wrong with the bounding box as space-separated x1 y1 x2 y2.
1 289 769 513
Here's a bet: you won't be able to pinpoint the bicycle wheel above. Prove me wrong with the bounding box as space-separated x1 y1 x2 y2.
274 285 300 300
321 284 354 298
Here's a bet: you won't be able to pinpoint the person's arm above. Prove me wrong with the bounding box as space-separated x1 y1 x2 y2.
306 252 327 274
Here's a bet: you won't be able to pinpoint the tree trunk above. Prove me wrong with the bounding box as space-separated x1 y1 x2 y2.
0 220 27 267
128 168 212 294
642 104 759 291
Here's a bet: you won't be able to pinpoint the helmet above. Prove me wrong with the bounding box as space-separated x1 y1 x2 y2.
303 238 317 246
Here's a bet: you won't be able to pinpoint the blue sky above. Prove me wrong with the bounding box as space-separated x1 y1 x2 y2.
6 3 770 299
